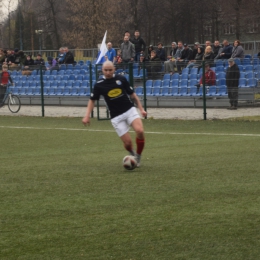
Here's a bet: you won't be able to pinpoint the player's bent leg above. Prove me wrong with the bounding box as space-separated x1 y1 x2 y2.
131 118 145 167
120 132 135 156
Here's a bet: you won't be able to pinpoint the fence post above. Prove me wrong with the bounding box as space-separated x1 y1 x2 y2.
202 61 207 120
40 65 45 117
142 62 147 118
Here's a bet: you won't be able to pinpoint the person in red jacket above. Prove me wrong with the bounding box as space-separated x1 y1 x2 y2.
197 63 216 89
0 65 13 107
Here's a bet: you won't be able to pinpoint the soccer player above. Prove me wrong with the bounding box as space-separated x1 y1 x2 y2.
82 61 147 167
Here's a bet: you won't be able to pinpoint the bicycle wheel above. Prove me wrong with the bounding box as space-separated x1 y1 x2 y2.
8 94 21 113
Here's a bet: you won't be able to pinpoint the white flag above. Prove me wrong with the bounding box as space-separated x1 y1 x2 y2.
96 31 108 64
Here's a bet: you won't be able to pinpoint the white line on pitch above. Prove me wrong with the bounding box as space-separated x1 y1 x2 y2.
0 125 260 137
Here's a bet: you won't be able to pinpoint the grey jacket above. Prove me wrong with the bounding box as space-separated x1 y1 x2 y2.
120 41 135 61
231 45 245 59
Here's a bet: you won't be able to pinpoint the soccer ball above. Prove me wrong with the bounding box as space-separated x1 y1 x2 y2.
123 155 137 170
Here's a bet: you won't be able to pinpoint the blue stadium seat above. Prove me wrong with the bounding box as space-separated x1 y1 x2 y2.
246 78 257 88
189 79 198 87
245 71 254 79
181 68 189 74
51 70 58 75
146 80 153 88
170 79 179 88
217 78 226 86
177 86 188 96
63 88 71 96
76 75 83 81
239 78 247 88
190 68 198 74
217 72 226 79
239 72 245 78
33 88 41 95
19 87 27 95
244 65 253 72
162 79 170 87
189 74 197 80
171 87 179 96
161 87 170 96
215 66 224 73
153 79 162 88
67 64 73 70
214 60 224 67
189 86 198 96
243 58 251 66
59 64 66 70
73 81 81 88
63 75 69 81
245 54 252 59
54 88 63 95
135 87 143 96
171 73 179 80
58 81 66 88
238 65 244 71
31 70 37 76
196 87 203 96
71 88 79 96
45 70 51 76
74 64 81 70
81 80 89 88
163 74 171 81
78 87 86 96
145 86 152 96
78 60 84 66
234 58 241 65
216 86 227 96
206 86 217 96
180 73 188 80
152 86 161 96
68 75 76 81
47 87 56 95
180 79 188 87
57 70 65 75
133 69 140 79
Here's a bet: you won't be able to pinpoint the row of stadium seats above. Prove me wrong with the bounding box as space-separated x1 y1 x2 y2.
10 85 228 97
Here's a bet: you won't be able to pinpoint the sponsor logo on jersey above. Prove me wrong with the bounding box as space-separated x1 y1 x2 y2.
130 86 133 90
91 93 94 97
116 80 122 85
108 88 122 98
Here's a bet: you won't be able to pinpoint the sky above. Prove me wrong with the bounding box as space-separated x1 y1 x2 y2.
0 0 19 23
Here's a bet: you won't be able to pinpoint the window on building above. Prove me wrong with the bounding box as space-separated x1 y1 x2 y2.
223 23 235 35
247 19 259 33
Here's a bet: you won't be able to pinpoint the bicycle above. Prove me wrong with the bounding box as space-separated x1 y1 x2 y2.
0 84 21 113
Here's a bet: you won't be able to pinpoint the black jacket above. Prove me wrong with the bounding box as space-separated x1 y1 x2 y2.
180 48 193 61
131 37 146 53
226 63 240 89
34 58 45 66
24 59 35 66
63 51 74 64
156 48 166 61
213 45 221 59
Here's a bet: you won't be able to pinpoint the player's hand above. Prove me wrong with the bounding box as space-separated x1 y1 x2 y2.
82 116 90 126
141 110 147 118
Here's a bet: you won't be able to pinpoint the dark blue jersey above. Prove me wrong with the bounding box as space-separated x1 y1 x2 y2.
90 75 134 118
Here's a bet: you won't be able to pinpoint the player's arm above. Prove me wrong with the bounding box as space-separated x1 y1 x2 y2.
82 99 95 126
130 92 147 118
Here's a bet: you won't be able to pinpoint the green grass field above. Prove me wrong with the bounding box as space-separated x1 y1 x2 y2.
1 116 260 260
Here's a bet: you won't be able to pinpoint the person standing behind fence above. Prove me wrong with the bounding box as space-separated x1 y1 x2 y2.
57 47 66 64
132 30 146 62
0 65 13 107
231 40 245 59
164 42 177 74
226 58 240 110
63 47 74 64
120 35 135 63
105 42 116 63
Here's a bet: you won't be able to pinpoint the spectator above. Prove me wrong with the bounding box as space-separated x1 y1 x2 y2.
190 42 200 60
18 51 26 66
47 56 57 70
226 58 240 110
0 49 6 64
120 35 135 63
24 55 35 67
202 46 214 66
231 40 245 59
147 45 154 60
213 40 222 59
132 30 146 62
219 40 232 59
34 54 45 66
164 42 177 74
147 50 162 79
138 53 148 74
196 63 216 90
187 45 204 69
0 65 13 107
13 48 21 65
5 49 15 65
176 43 193 73
63 47 74 64
105 42 116 63
115 49 123 64
205 40 211 47
156 42 166 61
124 31 132 42
56 47 66 64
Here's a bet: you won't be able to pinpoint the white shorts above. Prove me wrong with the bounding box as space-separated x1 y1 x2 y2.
111 107 140 137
